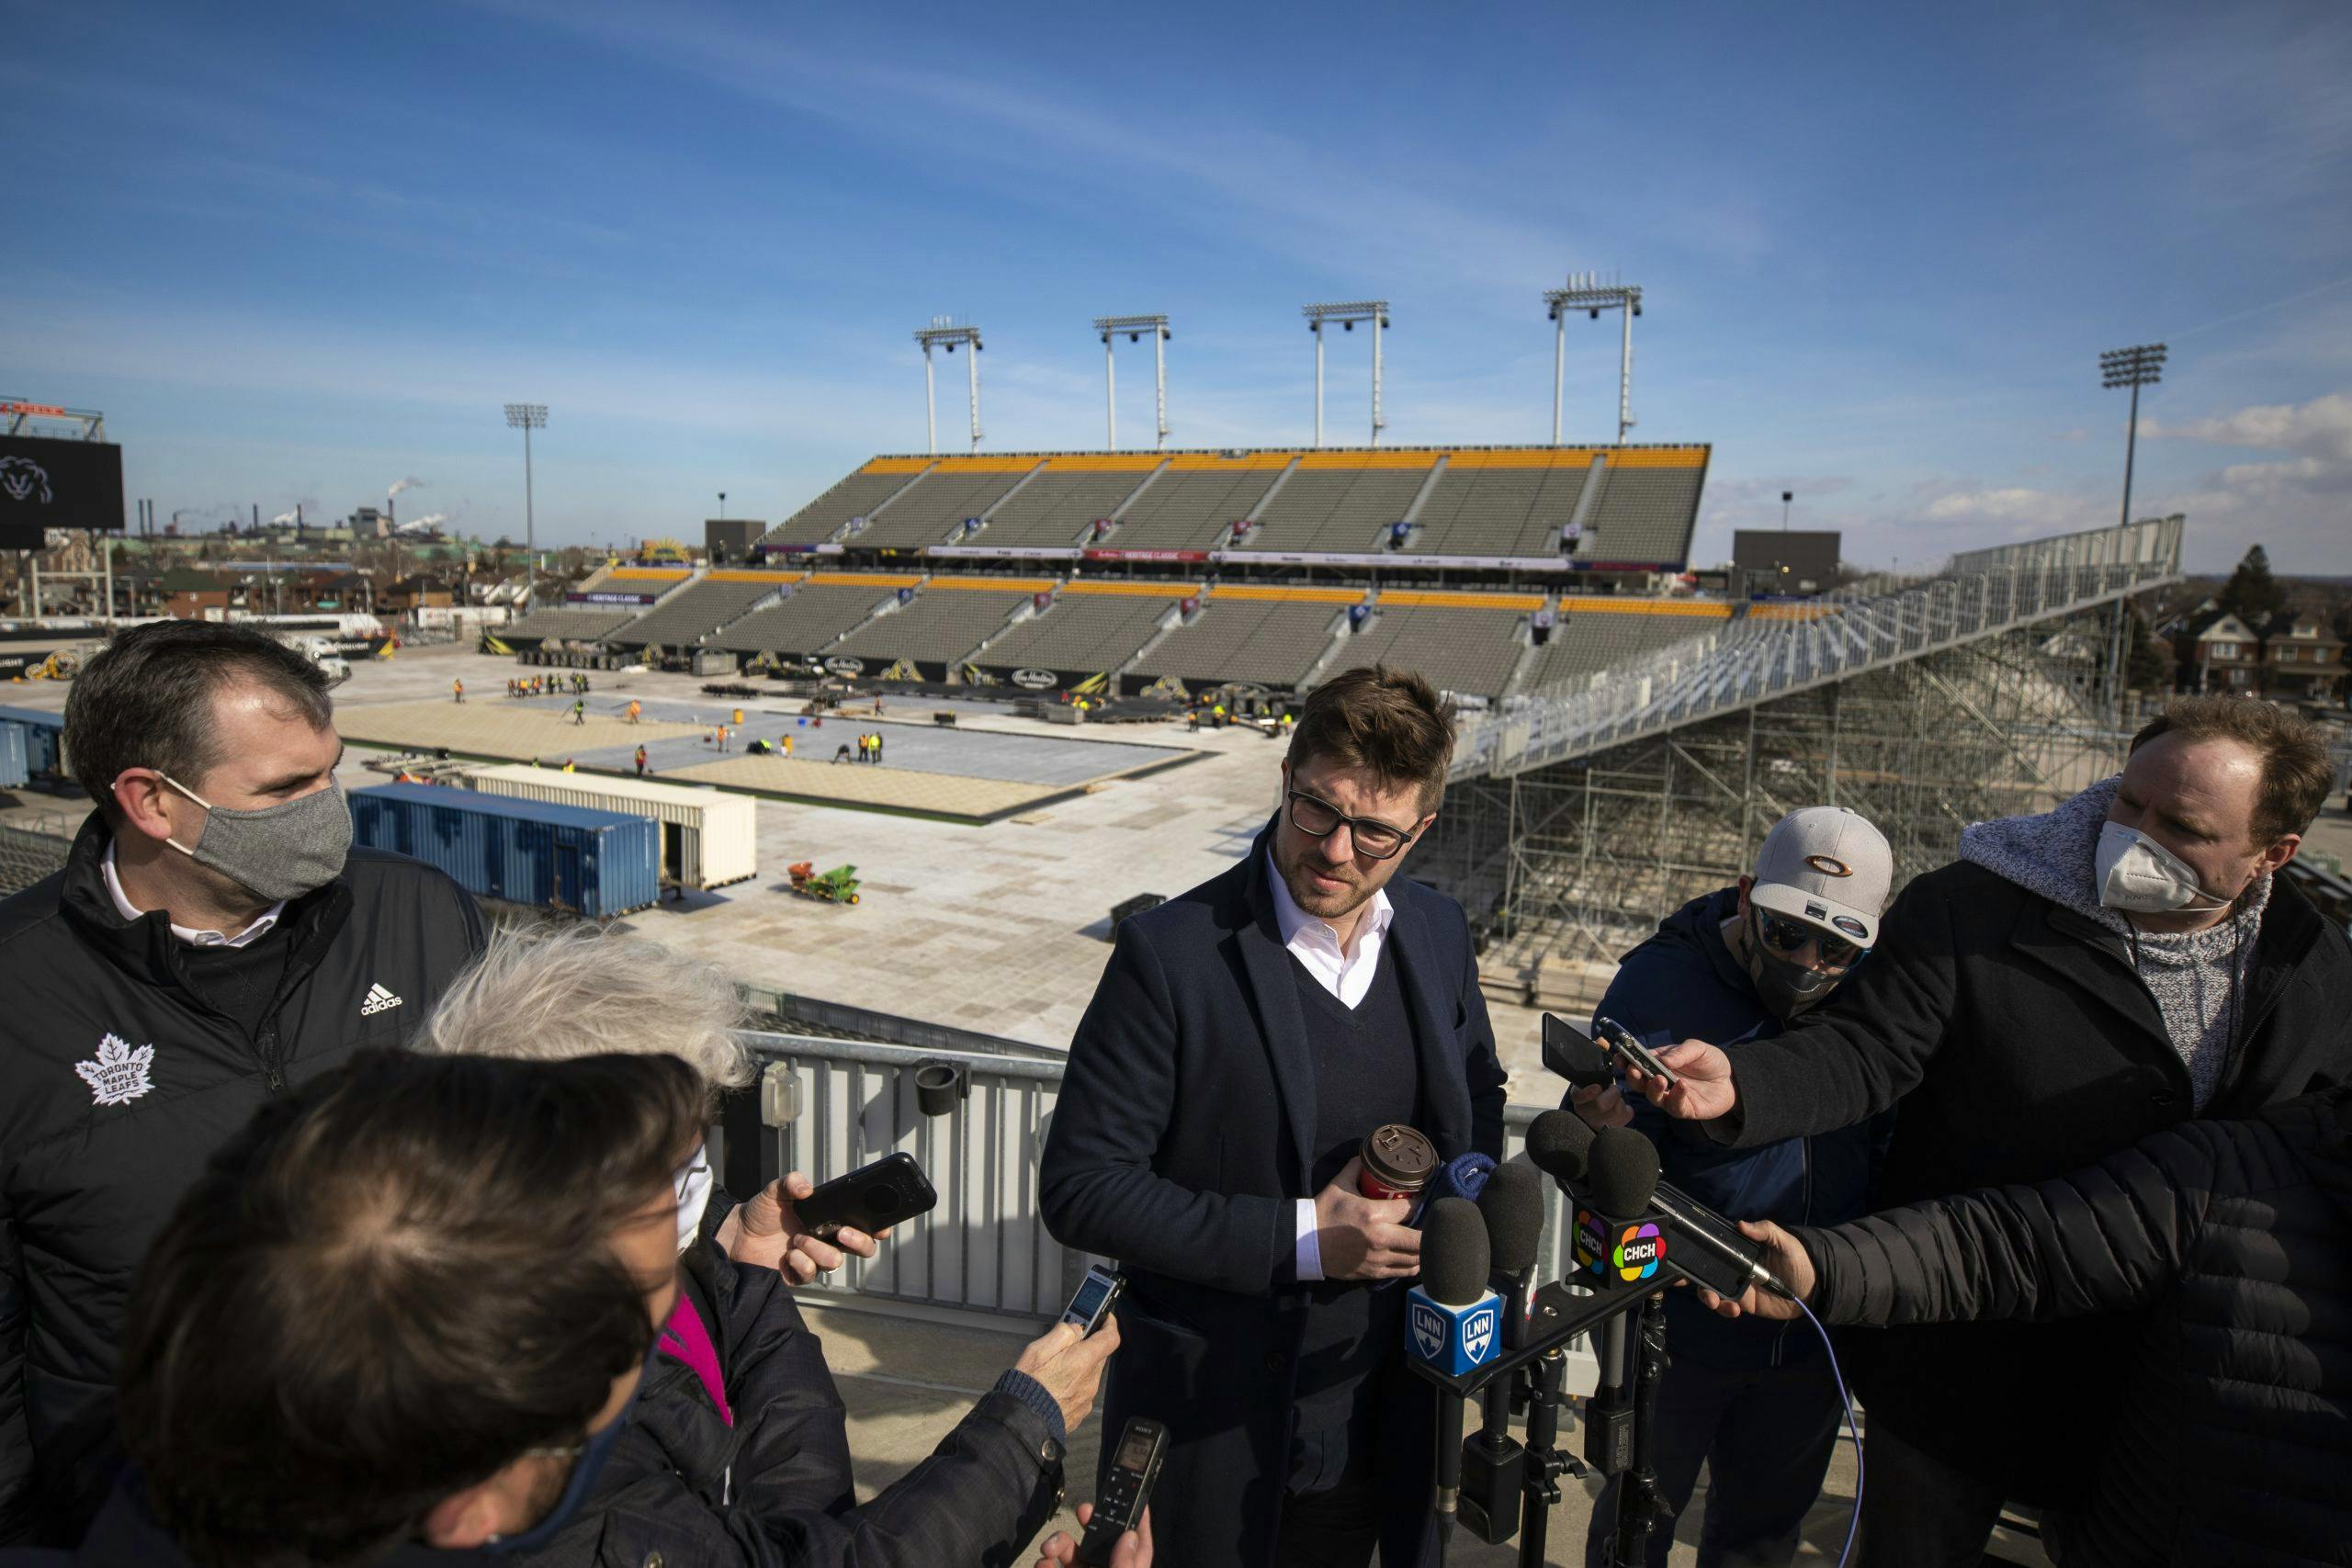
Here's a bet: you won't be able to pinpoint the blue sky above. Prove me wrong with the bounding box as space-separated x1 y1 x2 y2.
5 0 2348 572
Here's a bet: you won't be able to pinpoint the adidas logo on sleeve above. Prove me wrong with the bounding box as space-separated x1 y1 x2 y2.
360 983 404 1017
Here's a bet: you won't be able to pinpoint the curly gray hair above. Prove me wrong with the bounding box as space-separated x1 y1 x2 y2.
418 923 754 1097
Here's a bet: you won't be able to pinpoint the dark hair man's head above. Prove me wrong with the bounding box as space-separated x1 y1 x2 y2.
2109 694 2334 932
65 619 344 918
118 1048 707 1566
1274 664 1456 928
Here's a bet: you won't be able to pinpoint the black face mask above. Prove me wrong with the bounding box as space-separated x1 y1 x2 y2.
1743 909 1842 1021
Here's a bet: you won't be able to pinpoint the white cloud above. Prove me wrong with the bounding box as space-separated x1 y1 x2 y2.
1920 487 2102 530
2141 390 2352 463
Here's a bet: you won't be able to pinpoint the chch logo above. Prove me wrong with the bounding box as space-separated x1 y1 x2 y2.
0 457 53 504
1409 1301 1444 1360
76 1032 156 1107
1463 1305 1498 1361
1612 1223 1666 1284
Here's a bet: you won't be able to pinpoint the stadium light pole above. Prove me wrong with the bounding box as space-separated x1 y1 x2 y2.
1547 274 1644 441
503 402 547 610
1093 315 1173 451
1302 301 1391 447
2100 343 2166 529
913 321 985 453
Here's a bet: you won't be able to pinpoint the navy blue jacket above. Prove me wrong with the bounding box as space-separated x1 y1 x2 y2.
1588 886 1888 1369
1039 818 1508 1568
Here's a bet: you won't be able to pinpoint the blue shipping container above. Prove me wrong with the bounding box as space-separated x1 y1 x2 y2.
0 706 65 778
0 723 26 789
350 782 661 917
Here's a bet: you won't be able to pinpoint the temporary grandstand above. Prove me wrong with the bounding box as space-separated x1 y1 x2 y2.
1414 517 2188 1003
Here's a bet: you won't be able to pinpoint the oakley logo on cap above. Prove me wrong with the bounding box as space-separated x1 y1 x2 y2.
1805 854 1854 877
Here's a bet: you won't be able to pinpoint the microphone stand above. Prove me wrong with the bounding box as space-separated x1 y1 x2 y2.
1515 1345 1573 1568
1603 1292 1672 1568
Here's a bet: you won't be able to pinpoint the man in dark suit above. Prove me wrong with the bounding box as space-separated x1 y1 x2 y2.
1041 664 1509 1568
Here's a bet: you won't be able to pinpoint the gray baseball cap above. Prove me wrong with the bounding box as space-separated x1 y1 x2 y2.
1749 807 1894 948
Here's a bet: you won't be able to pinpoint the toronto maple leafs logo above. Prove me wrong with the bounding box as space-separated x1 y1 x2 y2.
75 1032 156 1107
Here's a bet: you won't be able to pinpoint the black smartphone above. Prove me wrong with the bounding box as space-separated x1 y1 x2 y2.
1075 1416 1168 1566
1060 1264 1125 1335
793 1151 938 1240
1595 1015 1680 1089
1542 1013 1614 1089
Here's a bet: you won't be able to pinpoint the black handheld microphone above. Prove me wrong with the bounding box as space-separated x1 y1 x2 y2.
1576 1128 1660 1480
1458 1160 1544 1544
1408 1197 1492 1547
1649 1179 1796 1302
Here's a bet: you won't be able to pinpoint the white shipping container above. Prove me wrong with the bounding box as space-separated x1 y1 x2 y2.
459 763 758 890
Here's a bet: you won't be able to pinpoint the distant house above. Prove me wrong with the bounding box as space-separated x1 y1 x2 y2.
2183 613 2264 693
379 575 454 613
158 567 232 621
2259 615 2345 707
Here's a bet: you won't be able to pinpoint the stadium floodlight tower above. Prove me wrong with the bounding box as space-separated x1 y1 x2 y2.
1302 300 1391 447
1092 314 1172 450
914 320 985 454
503 402 547 609
1544 273 1644 443
2100 343 2166 528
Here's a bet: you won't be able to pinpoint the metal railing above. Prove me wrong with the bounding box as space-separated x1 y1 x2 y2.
1457 516 2184 780
726 1032 1597 1335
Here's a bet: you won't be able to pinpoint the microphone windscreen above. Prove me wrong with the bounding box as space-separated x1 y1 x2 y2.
1525 1109 1594 1185
1476 1158 1545 1277
1584 1127 1661 1218
1420 1196 1491 1306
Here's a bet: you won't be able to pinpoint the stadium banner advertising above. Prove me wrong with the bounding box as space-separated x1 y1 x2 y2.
925 545 1080 561
1084 547 1211 564
822 654 867 677
569 591 660 605
1207 548 1564 571
0 434 127 539
753 542 846 558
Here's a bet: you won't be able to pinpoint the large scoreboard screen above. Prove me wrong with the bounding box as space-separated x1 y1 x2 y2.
0 434 126 547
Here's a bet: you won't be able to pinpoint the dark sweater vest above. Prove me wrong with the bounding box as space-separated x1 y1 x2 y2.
175 928 291 1043
1289 945 1421 1482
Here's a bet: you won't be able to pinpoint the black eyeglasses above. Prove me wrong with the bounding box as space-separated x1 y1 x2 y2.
1286 790 1421 861
1755 910 1865 970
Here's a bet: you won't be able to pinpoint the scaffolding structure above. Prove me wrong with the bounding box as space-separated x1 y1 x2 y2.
1413 518 2187 992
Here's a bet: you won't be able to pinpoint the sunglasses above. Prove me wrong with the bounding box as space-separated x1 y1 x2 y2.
1285 789 1421 862
1755 910 1866 970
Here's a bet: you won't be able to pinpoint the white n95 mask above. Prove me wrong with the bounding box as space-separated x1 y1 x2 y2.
2095 822 2233 915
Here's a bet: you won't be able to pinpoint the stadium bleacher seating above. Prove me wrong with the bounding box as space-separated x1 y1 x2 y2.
1326 595 1536 699
759 461 929 548
1131 592 1349 687
851 461 1038 548
1520 602 1727 690
711 581 909 659
829 583 1040 665
1233 455 1436 554
1411 451 1598 558
1578 453 1709 567
608 574 789 649
974 458 1159 547
503 605 649 643
975 589 1190 674
1105 456 1291 549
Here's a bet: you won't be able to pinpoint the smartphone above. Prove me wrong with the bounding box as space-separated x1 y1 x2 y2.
1075 1416 1168 1566
793 1151 938 1241
1541 1013 1614 1089
1060 1263 1125 1336
1595 1015 1680 1089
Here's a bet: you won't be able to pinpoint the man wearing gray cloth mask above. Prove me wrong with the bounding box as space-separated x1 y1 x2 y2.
0 620 485 1547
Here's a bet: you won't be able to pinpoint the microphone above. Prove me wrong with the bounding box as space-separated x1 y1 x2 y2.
1575 1128 1658 1480
1524 1108 1595 1188
1460 1161 1544 1545
1648 1179 1796 1302
1406 1198 1497 1544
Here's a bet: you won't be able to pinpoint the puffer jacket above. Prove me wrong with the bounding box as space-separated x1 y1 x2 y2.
1797 1088 2352 1568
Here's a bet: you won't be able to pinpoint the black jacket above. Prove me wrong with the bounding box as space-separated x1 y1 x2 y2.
1039 820 1508 1568
1714 859 2352 1498
0 813 486 1545
1798 1089 2352 1568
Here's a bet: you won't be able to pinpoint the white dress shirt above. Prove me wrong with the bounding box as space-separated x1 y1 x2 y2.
103 840 285 949
1267 850 1396 1283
